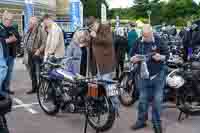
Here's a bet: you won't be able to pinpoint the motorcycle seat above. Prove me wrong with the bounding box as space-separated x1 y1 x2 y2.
99 79 118 84
191 61 200 70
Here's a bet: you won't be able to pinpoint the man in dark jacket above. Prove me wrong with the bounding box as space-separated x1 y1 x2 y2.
130 24 168 133
114 30 128 79
0 11 21 95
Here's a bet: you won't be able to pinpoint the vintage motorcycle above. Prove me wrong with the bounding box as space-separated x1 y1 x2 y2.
167 61 200 119
37 55 119 132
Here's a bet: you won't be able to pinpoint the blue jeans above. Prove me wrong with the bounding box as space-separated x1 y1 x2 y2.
136 70 166 127
0 60 8 96
2 56 15 92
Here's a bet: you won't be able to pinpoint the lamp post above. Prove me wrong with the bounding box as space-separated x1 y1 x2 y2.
147 10 152 25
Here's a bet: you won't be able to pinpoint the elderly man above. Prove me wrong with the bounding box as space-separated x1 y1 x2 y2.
0 11 21 95
87 16 116 76
23 16 47 94
130 24 168 133
42 14 65 60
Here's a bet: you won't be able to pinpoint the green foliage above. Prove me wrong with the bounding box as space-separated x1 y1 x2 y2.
82 0 97 17
109 0 200 26
81 0 108 18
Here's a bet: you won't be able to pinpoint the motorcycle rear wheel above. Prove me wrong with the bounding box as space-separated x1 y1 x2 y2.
87 96 116 132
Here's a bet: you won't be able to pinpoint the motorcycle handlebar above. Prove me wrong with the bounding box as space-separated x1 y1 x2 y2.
44 56 80 68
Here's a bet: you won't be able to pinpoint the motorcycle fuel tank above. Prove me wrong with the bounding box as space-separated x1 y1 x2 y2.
54 68 76 82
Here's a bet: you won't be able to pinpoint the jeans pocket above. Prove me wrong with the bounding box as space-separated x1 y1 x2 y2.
0 67 7 80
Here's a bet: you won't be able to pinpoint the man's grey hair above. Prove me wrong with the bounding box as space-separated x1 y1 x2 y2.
29 16 38 25
2 10 14 22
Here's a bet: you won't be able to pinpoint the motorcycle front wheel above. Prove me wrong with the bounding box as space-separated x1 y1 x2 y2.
119 73 137 107
37 79 60 116
87 96 116 132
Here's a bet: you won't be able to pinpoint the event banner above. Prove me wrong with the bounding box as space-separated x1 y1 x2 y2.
24 0 33 32
70 0 81 32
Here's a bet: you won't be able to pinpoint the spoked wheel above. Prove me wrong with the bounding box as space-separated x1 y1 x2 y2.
37 79 60 116
88 96 116 132
177 89 200 116
119 73 137 107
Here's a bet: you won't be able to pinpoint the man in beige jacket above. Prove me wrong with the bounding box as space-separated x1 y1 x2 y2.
42 14 65 60
23 16 47 94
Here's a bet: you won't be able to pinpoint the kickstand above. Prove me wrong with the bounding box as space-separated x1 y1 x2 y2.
178 111 183 121
178 111 189 122
84 113 89 133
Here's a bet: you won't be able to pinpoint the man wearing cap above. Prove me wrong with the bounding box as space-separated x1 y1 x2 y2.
42 14 65 60
130 24 168 133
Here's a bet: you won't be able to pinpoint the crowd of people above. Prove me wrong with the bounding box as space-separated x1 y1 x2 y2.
0 10 171 133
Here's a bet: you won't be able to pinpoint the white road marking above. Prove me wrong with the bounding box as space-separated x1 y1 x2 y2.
13 102 39 108
13 98 39 114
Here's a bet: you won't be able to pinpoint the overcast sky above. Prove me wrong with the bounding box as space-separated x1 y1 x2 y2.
107 0 200 9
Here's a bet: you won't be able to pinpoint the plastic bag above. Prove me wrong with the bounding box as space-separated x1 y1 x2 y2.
140 61 149 79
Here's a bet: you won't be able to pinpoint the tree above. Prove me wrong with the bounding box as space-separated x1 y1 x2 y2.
81 0 97 17
81 0 108 19
108 0 200 26
133 0 150 18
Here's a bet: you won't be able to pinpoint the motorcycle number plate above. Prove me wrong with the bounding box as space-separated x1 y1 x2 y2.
106 84 119 96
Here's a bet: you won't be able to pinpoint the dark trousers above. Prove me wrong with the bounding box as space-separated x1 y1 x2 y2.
80 47 87 76
0 115 9 133
27 53 41 91
183 46 189 61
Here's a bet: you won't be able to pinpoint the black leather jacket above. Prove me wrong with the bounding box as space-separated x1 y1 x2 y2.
0 23 21 58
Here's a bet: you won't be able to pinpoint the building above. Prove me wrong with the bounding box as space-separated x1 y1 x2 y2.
0 0 108 34
0 0 24 34
0 0 57 34
56 0 70 20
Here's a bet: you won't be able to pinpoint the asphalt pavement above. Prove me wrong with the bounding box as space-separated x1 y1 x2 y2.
5 58 200 133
